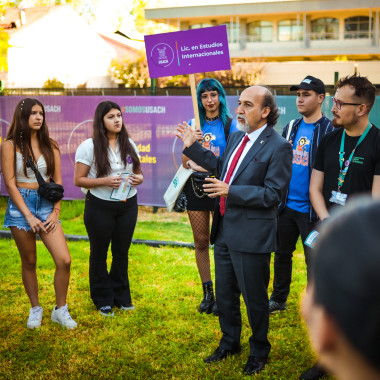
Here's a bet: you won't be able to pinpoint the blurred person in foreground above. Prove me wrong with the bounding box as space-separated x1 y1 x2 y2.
302 198 380 380
177 86 292 375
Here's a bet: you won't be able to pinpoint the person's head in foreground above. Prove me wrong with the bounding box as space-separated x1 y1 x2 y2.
303 198 380 380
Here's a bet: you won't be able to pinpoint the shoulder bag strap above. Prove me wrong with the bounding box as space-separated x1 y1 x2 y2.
286 119 295 141
224 116 232 142
27 156 46 186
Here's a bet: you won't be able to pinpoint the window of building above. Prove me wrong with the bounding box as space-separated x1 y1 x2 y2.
189 23 213 29
218 22 240 43
311 18 339 40
345 16 373 39
278 19 303 41
246 21 273 42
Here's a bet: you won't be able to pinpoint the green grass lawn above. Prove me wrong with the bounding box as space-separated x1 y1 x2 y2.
0 197 332 379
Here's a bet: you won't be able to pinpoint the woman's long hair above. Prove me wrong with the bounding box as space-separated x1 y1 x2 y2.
197 78 231 127
92 101 141 177
6 98 58 178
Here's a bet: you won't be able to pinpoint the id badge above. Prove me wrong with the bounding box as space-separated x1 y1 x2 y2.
329 190 347 206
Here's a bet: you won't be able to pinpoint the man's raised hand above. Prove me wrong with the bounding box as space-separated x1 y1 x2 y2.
176 121 197 148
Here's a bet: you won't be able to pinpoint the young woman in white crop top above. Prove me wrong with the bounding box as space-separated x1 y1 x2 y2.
74 100 143 316
2 98 77 330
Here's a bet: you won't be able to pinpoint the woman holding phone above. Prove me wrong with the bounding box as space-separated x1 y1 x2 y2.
74 100 143 317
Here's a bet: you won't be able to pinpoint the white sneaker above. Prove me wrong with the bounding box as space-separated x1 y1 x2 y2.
27 306 43 329
51 304 77 329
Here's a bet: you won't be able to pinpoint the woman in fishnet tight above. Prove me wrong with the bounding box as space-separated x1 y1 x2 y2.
181 78 238 314
188 211 212 283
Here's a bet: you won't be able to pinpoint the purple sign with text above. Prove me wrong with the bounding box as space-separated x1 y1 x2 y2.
145 25 231 78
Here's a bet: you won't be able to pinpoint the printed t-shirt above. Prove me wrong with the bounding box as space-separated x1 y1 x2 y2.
287 119 316 213
190 118 238 157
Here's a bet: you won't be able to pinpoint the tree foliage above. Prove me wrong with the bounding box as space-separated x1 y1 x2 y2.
131 0 175 35
109 52 151 88
109 54 265 88
43 77 64 89
0 29 9 72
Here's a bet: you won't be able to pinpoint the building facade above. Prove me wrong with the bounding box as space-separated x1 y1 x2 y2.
145 0 380 85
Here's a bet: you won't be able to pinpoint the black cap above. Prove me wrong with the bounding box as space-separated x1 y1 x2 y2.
290 75 325 94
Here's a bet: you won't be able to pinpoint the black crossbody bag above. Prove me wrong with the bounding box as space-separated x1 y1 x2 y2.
27 156 64 203
190 116 233 197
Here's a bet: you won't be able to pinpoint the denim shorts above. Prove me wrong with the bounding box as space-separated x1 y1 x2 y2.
3 188 54 232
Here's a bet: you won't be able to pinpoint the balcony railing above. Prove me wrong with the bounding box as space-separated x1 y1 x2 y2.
344 30 374 39
236 30 376 44
310 31 339 40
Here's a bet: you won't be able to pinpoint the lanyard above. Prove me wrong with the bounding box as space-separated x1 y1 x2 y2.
337 122 371 191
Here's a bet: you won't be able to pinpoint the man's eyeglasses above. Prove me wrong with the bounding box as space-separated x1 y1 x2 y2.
332 97 362 110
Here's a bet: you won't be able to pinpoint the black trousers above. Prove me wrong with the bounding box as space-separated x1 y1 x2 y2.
271 206 316 303
84 192 138 309
214 219 271 358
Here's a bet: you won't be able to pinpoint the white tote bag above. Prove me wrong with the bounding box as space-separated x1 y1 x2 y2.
164 119 197 211
164 165 193 212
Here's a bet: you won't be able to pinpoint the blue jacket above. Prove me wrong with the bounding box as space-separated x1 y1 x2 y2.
279 115 334 221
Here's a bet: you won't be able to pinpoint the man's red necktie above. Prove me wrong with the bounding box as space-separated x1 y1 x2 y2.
220 135 250 216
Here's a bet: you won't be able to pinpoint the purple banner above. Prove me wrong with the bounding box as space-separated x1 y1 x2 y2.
1 95 305 206
0 96 199 206
145 25 231 78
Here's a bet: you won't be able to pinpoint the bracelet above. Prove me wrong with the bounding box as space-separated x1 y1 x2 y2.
27 215 35 224
54 208 60 213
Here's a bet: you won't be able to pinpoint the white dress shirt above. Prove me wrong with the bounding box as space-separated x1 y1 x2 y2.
223 124 267 183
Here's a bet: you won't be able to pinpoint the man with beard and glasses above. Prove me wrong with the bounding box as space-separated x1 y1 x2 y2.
269 76 333 317
176 86 292 376
306 75 380 380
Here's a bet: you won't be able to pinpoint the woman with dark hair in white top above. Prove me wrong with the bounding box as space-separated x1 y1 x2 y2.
74 100 143 317
2 98 77 330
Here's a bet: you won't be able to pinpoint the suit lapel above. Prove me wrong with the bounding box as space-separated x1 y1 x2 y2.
232 126 273 182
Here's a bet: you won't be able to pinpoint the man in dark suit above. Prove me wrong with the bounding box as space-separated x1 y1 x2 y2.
176 86 292 375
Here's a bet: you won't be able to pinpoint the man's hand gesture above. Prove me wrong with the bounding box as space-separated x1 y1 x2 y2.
176 122 197 148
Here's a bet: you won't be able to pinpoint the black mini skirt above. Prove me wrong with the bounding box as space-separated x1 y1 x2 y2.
183 176 216 212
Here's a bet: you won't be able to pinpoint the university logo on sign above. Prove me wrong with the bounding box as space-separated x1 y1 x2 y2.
151 43 175 67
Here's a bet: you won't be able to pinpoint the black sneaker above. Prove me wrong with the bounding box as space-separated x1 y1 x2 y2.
269 299 287 314
299 363 327 379
99 306 114 317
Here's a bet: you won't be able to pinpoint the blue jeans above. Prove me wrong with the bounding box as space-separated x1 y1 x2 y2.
3 188 54 232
